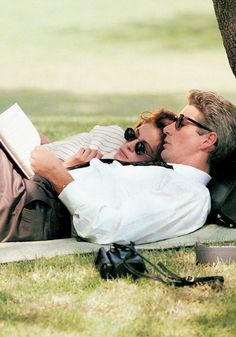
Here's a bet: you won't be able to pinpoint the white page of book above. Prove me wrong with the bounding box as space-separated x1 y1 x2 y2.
0 103 40 178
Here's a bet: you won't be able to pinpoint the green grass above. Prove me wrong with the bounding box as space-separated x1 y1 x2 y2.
1 250 236 337
0 0 236 336
0 89 186 139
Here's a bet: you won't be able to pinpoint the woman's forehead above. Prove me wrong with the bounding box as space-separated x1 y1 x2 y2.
138 122 159 133
138 122 161 142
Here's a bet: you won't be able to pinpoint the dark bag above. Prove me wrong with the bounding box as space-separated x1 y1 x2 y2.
94 242 147 279
207 149 236 228
95 242 224 287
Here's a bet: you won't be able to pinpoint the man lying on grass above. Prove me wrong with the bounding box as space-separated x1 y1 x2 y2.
30 90 236 244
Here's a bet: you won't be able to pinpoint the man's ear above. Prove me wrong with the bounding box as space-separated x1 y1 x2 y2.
200 132 218 152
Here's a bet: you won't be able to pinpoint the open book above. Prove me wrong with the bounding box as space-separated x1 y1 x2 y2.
0 103 40 179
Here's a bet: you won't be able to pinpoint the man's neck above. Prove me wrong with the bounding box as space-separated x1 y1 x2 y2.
178 157 210 174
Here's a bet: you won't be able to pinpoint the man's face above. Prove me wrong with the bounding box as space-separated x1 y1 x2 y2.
161 105 208 164
114 122 162 162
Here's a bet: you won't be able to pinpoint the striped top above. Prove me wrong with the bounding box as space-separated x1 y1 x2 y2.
43 125 125 161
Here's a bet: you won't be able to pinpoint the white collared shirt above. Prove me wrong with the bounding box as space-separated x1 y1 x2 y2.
59 159 211 244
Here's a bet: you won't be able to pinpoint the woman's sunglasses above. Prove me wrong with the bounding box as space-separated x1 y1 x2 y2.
124 128 154 159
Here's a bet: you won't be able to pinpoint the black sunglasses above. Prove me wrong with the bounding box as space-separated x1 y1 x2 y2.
174 114 213 132
124 128 154 159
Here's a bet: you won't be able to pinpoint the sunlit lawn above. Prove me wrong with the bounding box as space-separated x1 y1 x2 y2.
1 249 236 337
0 1 236 336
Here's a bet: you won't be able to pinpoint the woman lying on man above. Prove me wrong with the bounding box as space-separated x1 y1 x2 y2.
44 108 175 168
0 107 175 242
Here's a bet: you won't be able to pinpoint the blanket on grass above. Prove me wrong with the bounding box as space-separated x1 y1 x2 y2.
0 224 236 263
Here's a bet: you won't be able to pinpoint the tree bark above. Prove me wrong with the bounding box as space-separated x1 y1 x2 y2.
212 0 236 78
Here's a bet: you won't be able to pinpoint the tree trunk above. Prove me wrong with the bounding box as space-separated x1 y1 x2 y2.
212 0 236 78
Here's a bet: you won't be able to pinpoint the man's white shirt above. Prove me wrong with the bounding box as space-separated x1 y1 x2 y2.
59 158 211 244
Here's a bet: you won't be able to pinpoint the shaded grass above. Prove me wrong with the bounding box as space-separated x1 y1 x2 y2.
0 89 184 139
1 89 235 140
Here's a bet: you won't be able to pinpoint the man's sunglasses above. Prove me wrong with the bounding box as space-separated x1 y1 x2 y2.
174 114 213 132
124 128 154 159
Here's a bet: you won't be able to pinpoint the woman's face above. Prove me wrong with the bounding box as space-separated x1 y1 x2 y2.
114 122 162 162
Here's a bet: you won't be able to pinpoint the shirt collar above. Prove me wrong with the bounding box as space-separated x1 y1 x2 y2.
171 163 211 185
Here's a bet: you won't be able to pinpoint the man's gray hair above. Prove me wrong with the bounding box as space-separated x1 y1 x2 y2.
188 90 236 164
